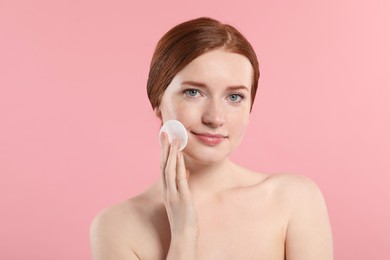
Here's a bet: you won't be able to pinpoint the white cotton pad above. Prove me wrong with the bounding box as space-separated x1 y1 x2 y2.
159 119 188 151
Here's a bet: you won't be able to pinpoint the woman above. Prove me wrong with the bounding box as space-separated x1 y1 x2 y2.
90 17 333 260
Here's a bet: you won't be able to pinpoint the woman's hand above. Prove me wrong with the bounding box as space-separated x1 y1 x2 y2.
160 132 199 238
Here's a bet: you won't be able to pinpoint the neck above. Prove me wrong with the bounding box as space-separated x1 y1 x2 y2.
183 155 239 198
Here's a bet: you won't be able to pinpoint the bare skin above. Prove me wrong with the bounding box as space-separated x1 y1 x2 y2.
90 157 333 259
90 49 333 259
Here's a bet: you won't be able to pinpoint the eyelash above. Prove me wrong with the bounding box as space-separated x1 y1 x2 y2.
184 89 201 97
183 89 245 103
228 93 245 102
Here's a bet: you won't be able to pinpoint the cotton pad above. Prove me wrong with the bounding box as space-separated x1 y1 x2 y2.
159 119 188 151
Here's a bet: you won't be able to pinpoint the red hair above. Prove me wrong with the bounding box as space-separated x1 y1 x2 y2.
147 17 260 111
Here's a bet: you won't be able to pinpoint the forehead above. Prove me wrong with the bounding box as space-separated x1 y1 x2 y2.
173 49 253 88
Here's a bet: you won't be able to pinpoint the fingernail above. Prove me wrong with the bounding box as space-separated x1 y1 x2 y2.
175 139 180 150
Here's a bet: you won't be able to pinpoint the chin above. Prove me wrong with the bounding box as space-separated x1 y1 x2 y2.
183 142 234 166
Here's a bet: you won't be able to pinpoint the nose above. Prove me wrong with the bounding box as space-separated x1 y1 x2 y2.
202 99 225 128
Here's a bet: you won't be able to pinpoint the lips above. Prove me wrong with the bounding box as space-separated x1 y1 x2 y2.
191 131 227 146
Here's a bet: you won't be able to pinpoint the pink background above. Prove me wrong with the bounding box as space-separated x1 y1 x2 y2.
1 0 389 259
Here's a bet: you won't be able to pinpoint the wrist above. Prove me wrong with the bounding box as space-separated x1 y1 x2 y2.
171 231 199 242
168 233 198 260
171 226 199 239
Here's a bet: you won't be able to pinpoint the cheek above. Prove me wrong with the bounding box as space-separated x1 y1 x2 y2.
160 99 200 126
160 96 184 120
230 113 250 136
175 103 200 127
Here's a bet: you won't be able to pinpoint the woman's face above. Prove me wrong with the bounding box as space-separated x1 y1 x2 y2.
156 49 253 165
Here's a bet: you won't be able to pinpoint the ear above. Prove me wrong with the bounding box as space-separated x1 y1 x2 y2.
154 107 162 120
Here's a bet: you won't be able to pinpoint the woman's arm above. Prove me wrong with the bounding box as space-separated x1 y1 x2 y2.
161 134 199 260
90 135 198 260
89 209 140 260
285 176 334 260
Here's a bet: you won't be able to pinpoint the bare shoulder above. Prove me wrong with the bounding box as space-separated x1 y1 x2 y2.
89 195 153 260
90 198 144 238
89 199 139 260
261 173 326 201
236 169 328 216
263 173 334 259
236 165 322 196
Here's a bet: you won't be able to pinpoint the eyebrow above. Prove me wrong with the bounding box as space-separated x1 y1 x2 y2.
181 81 250 92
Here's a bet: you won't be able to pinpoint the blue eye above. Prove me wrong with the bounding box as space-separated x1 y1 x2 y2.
229 93 244 102
185 89 199 97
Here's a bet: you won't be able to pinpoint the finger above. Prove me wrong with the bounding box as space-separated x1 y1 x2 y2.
165 138 179 195
176 151 190 195
160 132 169 191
